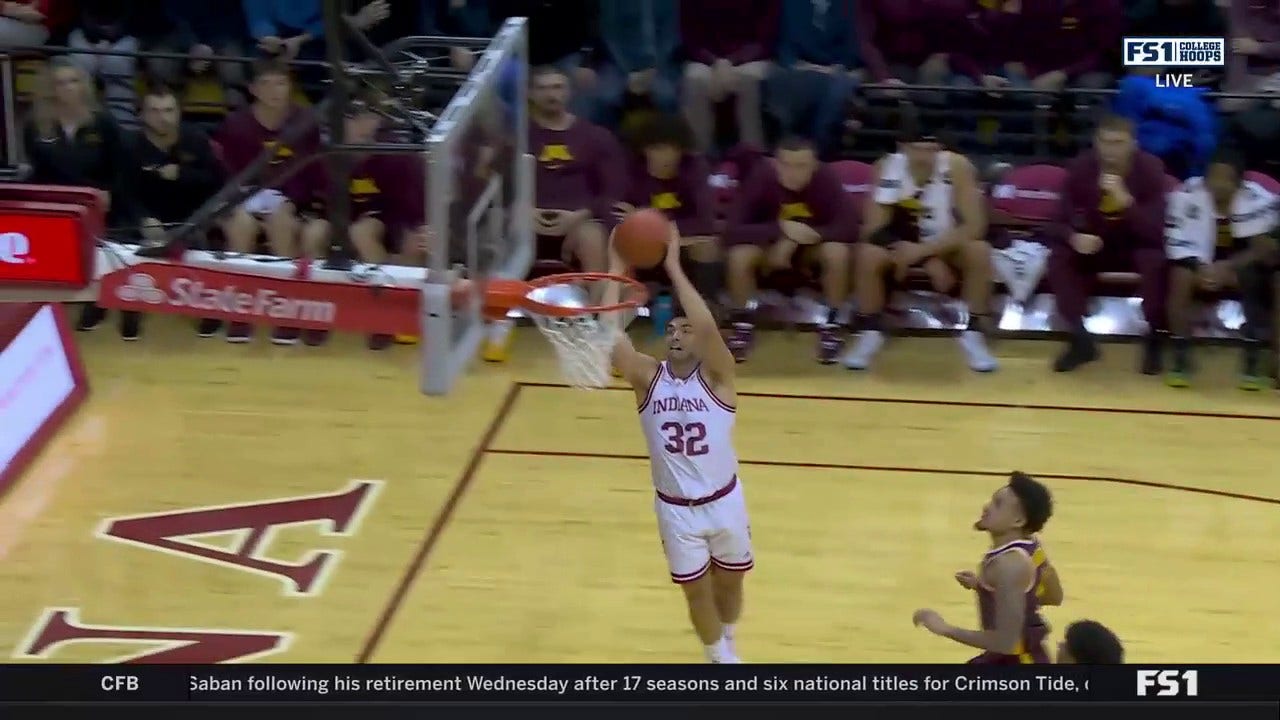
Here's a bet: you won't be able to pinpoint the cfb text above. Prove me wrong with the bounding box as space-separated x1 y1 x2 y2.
101 675 140 691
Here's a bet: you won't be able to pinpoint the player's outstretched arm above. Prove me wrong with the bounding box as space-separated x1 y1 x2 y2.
662 226 736 382
603 238 659 392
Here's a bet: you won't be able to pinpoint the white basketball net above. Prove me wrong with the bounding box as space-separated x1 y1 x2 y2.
525 279 641 389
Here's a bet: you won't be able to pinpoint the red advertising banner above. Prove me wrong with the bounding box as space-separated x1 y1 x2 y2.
0 210 92 289
97 263 421 335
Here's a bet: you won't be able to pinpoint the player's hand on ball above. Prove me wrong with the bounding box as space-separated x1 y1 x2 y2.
954 570 979 590
663 223 682 270
607 231 629 274
912 609 947 634
612 202 636 222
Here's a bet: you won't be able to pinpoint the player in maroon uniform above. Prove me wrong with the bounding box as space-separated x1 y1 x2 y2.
913 471 1057 663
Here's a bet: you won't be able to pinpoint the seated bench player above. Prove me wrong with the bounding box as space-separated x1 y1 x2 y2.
1046 114 1168 374
306 96 429 350
1163 148 1279 388
529 66 621 276
214 57 328 345
616 113 719 304
842 122 995 372
723 136 857 363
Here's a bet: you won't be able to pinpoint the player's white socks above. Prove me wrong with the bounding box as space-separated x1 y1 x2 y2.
705 630 742 663
721 624 737 654
704 643 727 663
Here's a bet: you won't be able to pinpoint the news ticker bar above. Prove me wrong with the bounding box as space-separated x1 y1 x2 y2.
0 665 1275 703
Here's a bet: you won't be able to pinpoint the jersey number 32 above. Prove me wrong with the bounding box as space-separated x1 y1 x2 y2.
661 421 709 456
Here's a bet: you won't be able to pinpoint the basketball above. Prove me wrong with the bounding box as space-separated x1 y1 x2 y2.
614 209 671 269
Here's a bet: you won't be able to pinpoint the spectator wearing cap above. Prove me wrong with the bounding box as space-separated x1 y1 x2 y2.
765 0 862 160
594 0 680 129
67 0 142 129
124 83 225 340
679 0 778 155
24 57 141 335
1225 0 1280 110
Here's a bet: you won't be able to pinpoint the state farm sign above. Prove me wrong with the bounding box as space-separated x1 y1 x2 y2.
98 263 419 335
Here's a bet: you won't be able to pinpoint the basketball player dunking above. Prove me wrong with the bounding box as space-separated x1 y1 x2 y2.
913 472 1059 664
605 228 753 664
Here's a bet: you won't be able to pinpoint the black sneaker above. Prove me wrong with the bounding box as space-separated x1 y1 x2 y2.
197 318 222 338
367 334 393 350
271 327 300 345
1052 331 1099 372
76 304 106 332
1165 336 1191 387
119 312 141 341
1239 340 1265 391
1140 331 1165 375
302 329 329 346
226 323 252 344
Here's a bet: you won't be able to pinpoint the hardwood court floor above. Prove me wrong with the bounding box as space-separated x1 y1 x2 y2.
3 313 1279 664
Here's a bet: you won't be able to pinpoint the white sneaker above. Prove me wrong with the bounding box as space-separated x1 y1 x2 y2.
959 330 998 372
840 330 884 370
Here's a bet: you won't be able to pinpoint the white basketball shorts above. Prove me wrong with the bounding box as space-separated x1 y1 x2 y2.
241 189 289 218
654 481 754 584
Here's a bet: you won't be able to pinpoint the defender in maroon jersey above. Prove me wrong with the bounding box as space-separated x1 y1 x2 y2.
913 471 1059 663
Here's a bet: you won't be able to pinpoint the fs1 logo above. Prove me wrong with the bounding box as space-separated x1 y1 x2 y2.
1136 669 1199 697
0 231 30 264
1123 37 1225 67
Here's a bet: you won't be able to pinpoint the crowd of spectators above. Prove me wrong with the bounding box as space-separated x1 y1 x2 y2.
4 0 1279 387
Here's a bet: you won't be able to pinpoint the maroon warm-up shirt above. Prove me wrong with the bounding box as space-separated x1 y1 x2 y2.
725 162 858 246
624 154 716 238
529 116 624 222
312 154 426 242
1050 149 1166 249
215 105 323 206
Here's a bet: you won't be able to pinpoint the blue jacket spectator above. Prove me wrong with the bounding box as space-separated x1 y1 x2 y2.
243 0 324 41
241 0 326 99
766 0 862 158
1112 75 1218 180
593 0 680 128
777 0 861 70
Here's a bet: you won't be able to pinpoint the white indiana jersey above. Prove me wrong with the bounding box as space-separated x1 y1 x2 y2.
638 362 738 500
873 150 956 243
1165 177 1277 263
